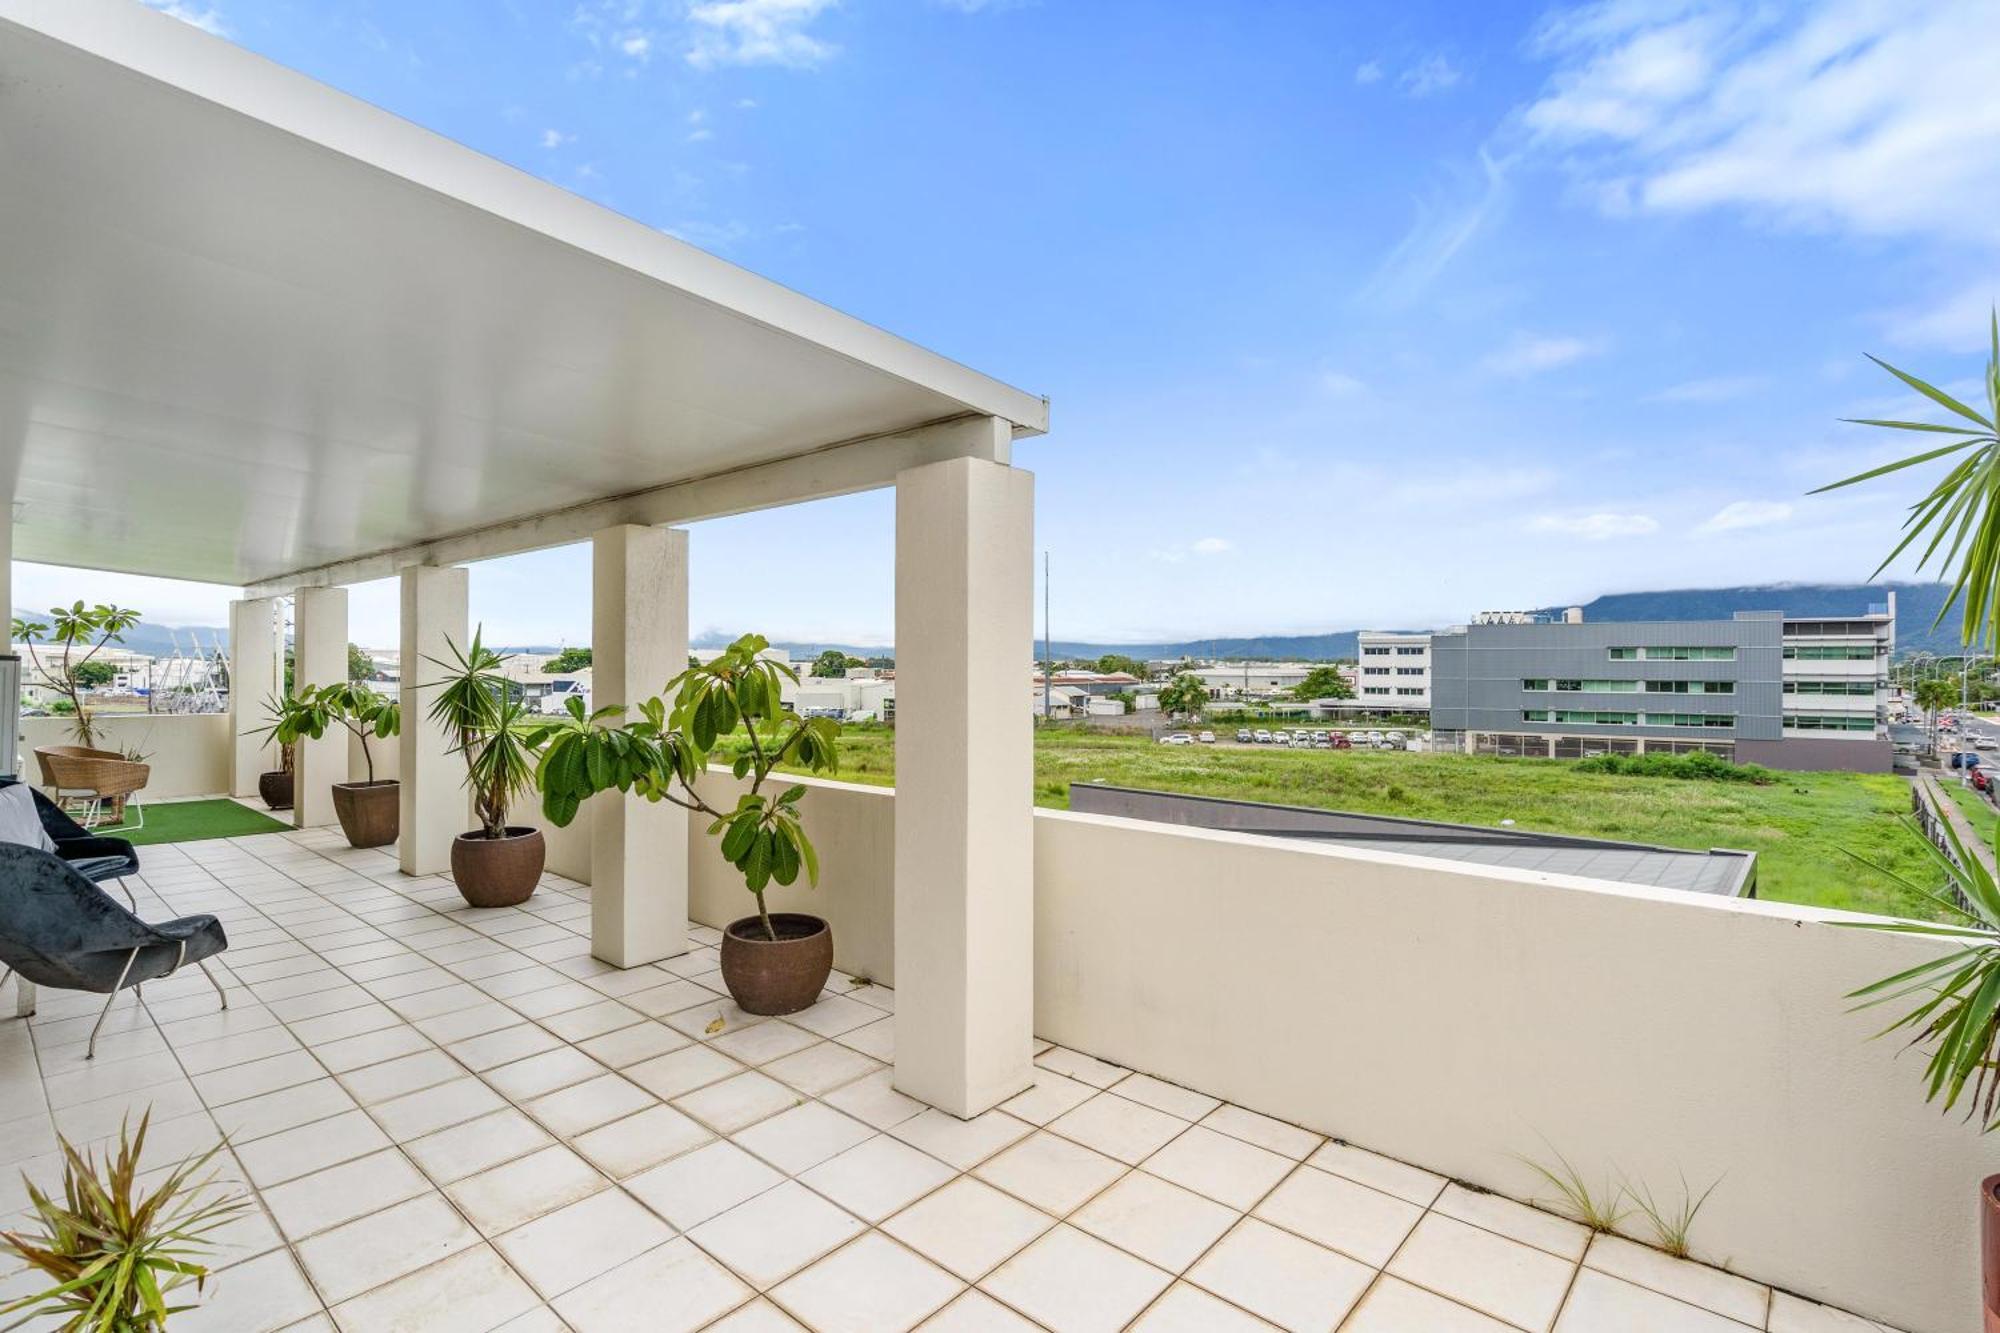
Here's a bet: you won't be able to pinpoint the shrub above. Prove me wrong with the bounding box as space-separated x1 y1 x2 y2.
1571 750 1773 784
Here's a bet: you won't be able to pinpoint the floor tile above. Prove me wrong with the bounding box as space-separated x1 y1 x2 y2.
403 1107 554 1184
579 1021 690 1069
294 1192 480 1304
445 1142 606 1234
889 1107 1033 1170
1306 1142 1446 1207
999 1070 1099 1126
523 1071 656 1137
732 1099 875 1174
484 1047 605 1101
1252 1163 1423 1267
494 1187 674 1297
1069 1170 1238 1274
325 1242 540 1333
1434 1183 1591 1261
554 1237 750 1333
823 1068 927 1130
1033 1046 1129 1089
675 1071 804 1134
764 1040 882 1096
233 1109 391 1189
1554 1269 1756 1332
690 1179 868 1288
447 1023 565 1072
800 1132 958 1222
982 1223 1173 1333
572 1102 712 1178
706 1298 809 1331
1200 1104 1322 1160
339 1049 463 1105
883 1176 1054 1281
261 1149 432 1239
920 1288 1044 1331
368 1076 507 1141
771 1232 963 1333
1128 1282 1279 1332
975 1130 1127 1215
1768 1291 1895 1332
1185 1217 1372 1333
171 1247 324 1332
712 1019 820 1066
626 1044 743 1099
1583 1232 1769 1325
626 1140 785 1230
1048 1093 1189 1165
1142 1124 1295 1210
1343 1276 1515 1332
1387 1213 1576 1332
1109 1074 1222 1124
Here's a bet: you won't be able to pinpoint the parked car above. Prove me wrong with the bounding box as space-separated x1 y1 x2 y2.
1159 732 1194 746
1235 728 1252 743
1331 733 1352 749
1365 730 1385 744
1197 731 1215 744
1952 750 1982 769
1312 730 1330 744
1974 766 1993 793
1978 736 1999 750
1385 730 1406 744
1254 729 1272 743
1272 731 1291 745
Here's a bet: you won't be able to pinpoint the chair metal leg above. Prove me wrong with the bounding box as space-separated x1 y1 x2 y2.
196 959 229 1011
86 948 141 1060
11 976 33 1019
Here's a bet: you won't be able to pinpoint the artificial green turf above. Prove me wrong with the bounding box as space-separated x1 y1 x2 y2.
112 798 292 846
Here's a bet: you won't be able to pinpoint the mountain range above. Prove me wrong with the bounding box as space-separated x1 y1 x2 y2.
13 581 1971 665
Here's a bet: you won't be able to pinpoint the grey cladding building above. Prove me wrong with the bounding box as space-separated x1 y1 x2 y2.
1428 597 1894 772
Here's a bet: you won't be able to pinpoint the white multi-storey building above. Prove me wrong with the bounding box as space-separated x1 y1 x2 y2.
1355 631 1431 710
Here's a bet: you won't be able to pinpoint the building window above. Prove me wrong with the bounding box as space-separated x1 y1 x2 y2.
1363 667 1389 676
1784 713 1878 731
1642 713 1735 729
1783 645 1879 661
1611 646 1737 661
1363 687 1389 696
1646 680 1735 695
1525 709 1640 725
1395 646 1425 656
1395 687 1424 696
1362 647 1390 656
1523 679 1549 691
1784 680 1876 696
1396 667 1424 676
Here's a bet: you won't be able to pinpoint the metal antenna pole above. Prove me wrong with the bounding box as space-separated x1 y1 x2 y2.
1042 551 1052 720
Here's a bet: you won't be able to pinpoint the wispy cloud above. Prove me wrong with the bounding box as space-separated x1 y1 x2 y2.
1697 500 1793 534
140 0 227 35
1527 512 1659 540
1316 370 1366 398
1521 0 2000 246
1479 333 1603 377
687 0 838 69
1151 537 1236 563
1399 53 1461 98
1354 60 1383 85
1646 374 1766 404
540 128 575 149
1360 149 1511 307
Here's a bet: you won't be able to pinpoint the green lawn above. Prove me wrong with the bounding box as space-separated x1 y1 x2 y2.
721 723 1944 919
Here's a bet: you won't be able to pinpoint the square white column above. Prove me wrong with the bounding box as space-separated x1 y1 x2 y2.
228 597 282 797
590 524 690 967
893 452 1036 1117
400 565 469 875
292 586 347 829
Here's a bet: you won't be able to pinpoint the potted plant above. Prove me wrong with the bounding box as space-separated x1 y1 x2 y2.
537 633 840 1014
0 1110 248 1330
262 742 295 811
317 682 401 848
245 691 315 811
425 629 549 908
13 602 142 750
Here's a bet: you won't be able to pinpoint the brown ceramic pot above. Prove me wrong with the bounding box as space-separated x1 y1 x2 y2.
257 771 294 811
451 827 545 908
720 913 834 1016
331 779 399 848
1984 1173 2000 1332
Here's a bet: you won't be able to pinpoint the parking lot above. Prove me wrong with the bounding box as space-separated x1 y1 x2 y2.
1155 725 1425 752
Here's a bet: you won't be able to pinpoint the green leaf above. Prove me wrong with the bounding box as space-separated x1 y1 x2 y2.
1865 353 1997 430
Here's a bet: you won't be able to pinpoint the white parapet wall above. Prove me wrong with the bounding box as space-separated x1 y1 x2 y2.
20 714 234 799
493 773 1994 1333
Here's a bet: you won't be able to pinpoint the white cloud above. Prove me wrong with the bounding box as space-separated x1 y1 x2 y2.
1151 537 1236 563
1526 512 1659 540
1316 370 1365 398
620 31 653 60
1479 333 1602 377
1884 279 2000 353
1361 148 1511 307
1191 537 1234 556
1521 0 2000 245
687 0 838 69
140 0 227 35
1697 499 1793 534
1354 61 1383 85
1646 374 1766 403
1400 53 1462 98
539 128 575 149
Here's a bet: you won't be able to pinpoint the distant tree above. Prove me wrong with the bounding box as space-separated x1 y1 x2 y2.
864 656 895 670
1107 690 1137 715
348 642 376 682
541 647 593 674
1916 676 1956 750
1094 653 1149 679
1293 666 1353 701
1158 673 1209 722
72 661 118 689
813 649 852 679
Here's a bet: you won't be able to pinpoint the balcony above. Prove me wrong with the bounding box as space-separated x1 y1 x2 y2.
0 807 1921 1331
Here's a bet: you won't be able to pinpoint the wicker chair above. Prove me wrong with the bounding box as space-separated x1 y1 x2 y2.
34 745 150 827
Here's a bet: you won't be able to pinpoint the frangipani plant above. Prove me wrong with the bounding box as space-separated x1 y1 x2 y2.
14 602 142 750
536 633 840 941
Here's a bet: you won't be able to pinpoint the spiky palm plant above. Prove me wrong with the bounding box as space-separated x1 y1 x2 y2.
0 1112 247 1332
423 628 547 837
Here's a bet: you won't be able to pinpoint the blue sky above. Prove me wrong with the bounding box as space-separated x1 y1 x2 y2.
26 0 2000 647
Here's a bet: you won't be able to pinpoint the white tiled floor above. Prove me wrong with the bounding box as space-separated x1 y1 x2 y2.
0 825 1905 1332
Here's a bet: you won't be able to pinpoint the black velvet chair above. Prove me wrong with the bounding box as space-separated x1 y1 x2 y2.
0 785 228 1057
0 779 141 888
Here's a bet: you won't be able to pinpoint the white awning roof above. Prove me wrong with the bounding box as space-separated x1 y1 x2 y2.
0 0 1047 590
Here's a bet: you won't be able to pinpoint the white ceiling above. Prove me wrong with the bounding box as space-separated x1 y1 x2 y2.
0 1 1046 588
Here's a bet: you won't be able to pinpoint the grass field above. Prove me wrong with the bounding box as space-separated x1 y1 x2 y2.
720 723 1945 919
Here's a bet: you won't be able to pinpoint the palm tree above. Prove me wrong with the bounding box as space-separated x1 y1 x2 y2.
1915 675 1956 753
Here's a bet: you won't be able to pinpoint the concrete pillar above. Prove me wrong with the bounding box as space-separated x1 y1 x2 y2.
292 587 347 829
400 565 469 874
228 597 283 797
590 525 689 967
893 450 1036 1117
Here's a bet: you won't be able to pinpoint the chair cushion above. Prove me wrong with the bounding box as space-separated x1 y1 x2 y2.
64 855 134 883
0 785 56 853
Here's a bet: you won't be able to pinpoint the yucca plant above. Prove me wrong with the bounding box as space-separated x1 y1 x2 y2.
423 628 548 837
1811 309 2000 647
535 633 839 941
0 1112 248 1332
1840 813 2000 1130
